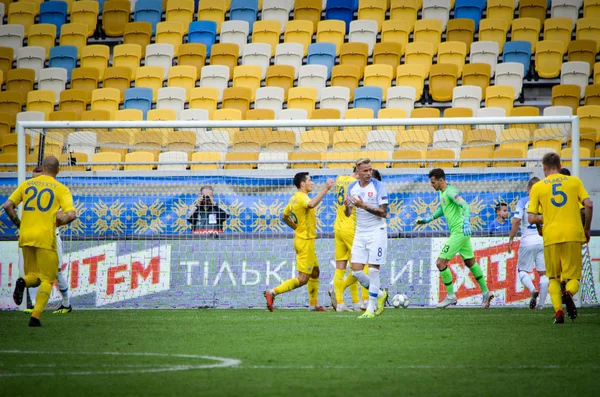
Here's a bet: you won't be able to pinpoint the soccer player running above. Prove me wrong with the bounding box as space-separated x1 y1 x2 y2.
264 172 334 311
508 177 549 310
417 169 494 308
344 158 389 319
527 153 593 324
4 157 77 326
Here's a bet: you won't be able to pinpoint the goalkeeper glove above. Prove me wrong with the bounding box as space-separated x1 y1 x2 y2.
463 218 472 236
416 216 433 225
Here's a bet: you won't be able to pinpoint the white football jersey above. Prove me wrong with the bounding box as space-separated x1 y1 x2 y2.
347 178 388 234
513 196 543 246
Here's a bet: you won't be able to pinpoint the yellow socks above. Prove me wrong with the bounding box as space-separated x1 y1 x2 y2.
566 279 580 295
23 274 40 288
273 277 300 295
31 281 52 319
548 278 563 313
308 277 319 307
334 269 345 304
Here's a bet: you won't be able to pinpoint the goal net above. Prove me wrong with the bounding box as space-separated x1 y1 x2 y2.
1 114 597 310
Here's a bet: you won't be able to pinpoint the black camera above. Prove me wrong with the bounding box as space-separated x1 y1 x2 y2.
199 195 212 206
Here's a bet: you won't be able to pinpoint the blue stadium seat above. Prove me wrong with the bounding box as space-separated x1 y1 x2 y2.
39 1 68 32
454 0 485 30
134 0 163 35
49 46 78 82
230 0 258 33
326 0 355 32
354 86 383 117
307 43 337 79
503 41 532 77
189 21 217 57
124 88 154 119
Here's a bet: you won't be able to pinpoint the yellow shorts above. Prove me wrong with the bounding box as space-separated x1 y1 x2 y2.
294 238 318 275
334 229 355 261
22 246 58 284
544 242 583 281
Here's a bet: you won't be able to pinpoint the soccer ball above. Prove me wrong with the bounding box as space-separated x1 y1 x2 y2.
392 294 410 309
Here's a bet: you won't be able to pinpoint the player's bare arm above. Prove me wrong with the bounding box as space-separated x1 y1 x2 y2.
343 196 353 217
352 196 387 218
282 214 297 230
308 179 334 208
583 197 593 242
508 218 521 253
3 200 20 228
56 210 77 227
527 212 543 225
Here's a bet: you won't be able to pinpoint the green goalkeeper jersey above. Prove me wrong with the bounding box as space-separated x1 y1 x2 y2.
438 185 470 234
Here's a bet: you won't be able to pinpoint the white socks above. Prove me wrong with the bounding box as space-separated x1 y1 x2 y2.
352 270 370 289
539 275 549 307
519 271 536 294
367 268 381 313
57 271 70 307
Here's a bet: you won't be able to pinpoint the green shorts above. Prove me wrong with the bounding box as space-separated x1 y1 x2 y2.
439 233 474 261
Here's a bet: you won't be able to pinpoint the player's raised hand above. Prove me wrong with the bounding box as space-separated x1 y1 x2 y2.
416 216 433 225
344 196 353 208
325 179 335 190
463 218 472 236
352 195 365 209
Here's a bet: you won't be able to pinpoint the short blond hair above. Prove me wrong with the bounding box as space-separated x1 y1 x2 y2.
355 158 371 167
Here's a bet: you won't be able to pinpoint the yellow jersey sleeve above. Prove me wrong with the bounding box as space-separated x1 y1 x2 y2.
527 183 541 214
334 176 356 233
57 184 76 214
8 182 24 206
577 177 590 204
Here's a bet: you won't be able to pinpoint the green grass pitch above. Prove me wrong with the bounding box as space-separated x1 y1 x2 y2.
1 308 599 396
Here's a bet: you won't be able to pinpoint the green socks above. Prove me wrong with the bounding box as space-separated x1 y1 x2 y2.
469 263 489 294
440 267 454 296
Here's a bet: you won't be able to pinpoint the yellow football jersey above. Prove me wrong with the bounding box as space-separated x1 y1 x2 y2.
8 175 75 251
334 175 356 233
528 174 589 246
283 191 316 240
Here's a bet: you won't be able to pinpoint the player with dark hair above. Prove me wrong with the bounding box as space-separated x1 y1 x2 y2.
417 168 494 308
4 157 77 326
264 173 334 311
528 153 593 324
488 202 511 233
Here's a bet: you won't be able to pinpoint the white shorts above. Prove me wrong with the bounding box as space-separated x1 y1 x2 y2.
351 230 387 266
517 243 546 273
56 233 63 272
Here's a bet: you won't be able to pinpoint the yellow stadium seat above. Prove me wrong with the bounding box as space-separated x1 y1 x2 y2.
166 130 196 151
102 67 132 103
364 64 393 101
178 44 207 80
446 19 475 53
124 22 153 58
317 20 346 56
552 84 582 112
561 148 592 167
396 64 427 101
299 129 330 152
156 22 185 56
26 90 55 116
197 0 227 34
135 66 165 102
332 130 362 151
8 2 36 36
404 42 435 78
532 128 563 152
266 65 295 100
378 108 408 133
444 107 473 131
330 65 361 101
145 109 174 145
460 147 493 167
585 84 600 105
567 128 597 154
485 85 516 113
568 40 597 70
437 41 467 77
6 68 35 98
91 88 120 118
232 65 262 101
414 19 443 55
535 40 564 79
311 108 341 138
114 109 143 121
230 130 263 151
577 105 600 133
429 63 459 102
102 0 131 37
91 152 122 171
287 87 318 118
410 107 440 137
373 43 402 79
577 18 600 52
49 110 79 123
294 0 322 32
191 152 222 170
345 108 374 146
125 151 155 171
166 0 195 34
224 152 259 169
59 23 88 57
512 18 541 53
289 152 323 169
585 0 600 18
595 62 600 84
398 128 430 149
358 0 386 32
543 18 572 54
222 87 252 118
519 0 547 25
499 127 531 155
71 0 99 38
167 65 197 100
246 109 276 144
391 149 424 168
0 47 12 79
189 87 219 118
71 67 100 103
210 43 239 79
0 112 12 136
479 18 509 53
284 20 314 56
213 108 243 134
252 20 281 57
113 44 142 80
339 43 369 79
510 106 540 132
464 128 497 146
390 0 419 32
27 24 56 59
81 109 111 125
59 89 87 117
0 91 25 127
426 149 456 168
487 0 515 27
80 45 109 79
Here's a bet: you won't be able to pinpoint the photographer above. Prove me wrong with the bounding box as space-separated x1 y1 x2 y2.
187 186 229 235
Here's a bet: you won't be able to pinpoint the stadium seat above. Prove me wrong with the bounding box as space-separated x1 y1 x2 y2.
429 64 459 102
390 0 419 32
332 130 362 152
410 107 441 137
423 0 452 31
307 43 336 79
317 20 346 56
156 21 185 57
470 42 500 79
443 107 473 132
232 65 261 101
6 68 35 98
433 128 464 159
177 44 206 80
7 2 36 37
520 0 548 25
331 65 361 101
90 152 122 171
39 1 68 33
123 87 153 118
123 23 152 58
485 85 516 113
532 127 564 152
349 20 378 56
464 128 497 146
487 0 515 26
345 108 375 146
179 108 210 133
266 65 295 101
510 18 541 56
445 20 475 56
190 152 222 170
585 0 600 18
452 85 483 115
386 86 416 116
274 43 303 80
595 62 600 84
390 149 424 168
167 65 196 101
584 84 600 105
200 65 230 102
577 105 600 133
166 0 195 34
426 148 457 168
124 151 155 171
285 20 314 56
310 109 341 136
252 20 281 57
339 43 369 79
321 86 351 118
49 45 78 81
156 87 186 117
188 21 217 57
358 0 386 32
102 0 131 37
496 63 525 100
552 84 581 112
0 25 24 55
477 107 506 139
543 105 573 118
80 45 110 80
261 0 291 33
372 43 402 79
16 47 45 81
38 68 68 102
378 108 409 134
255 87 285 117
278 108 309 140
325 0 354 31
493 147 526 167
197 0 227 34
59 23 88 58
91 88 120 118
156 151 188 171
561 61 591 98
113 44 142 80
242 43 272 80
404 42 435 78
210 43 239 80
568 40 597 70
353 86 383 117
478 19 509 53
414 19 443 55
551 0 582 25
454 0 484 30
220 21 249 56
166 130 197 151
71 1 99 38
289 152 323 169
189 87 219 118
535 40 564 79
27 24 56 60
135 66 165 101
26 90 56 116
102 67 132 103
561 147 592 167
381 20 410 57
230 0 258 33
503 41 532 78
459 146 493 167
500 127 531 155
222 87 252 118
366 130 396 151
294 0 322 32
510 106 541 133
58 89 87 116
134 0 162 34
0 47 13 78
437 41 467 78
300 129 330 152
287 87 317 118
544 18 573 54
364 65 393 101
396 64 428 102
71 67 100 103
